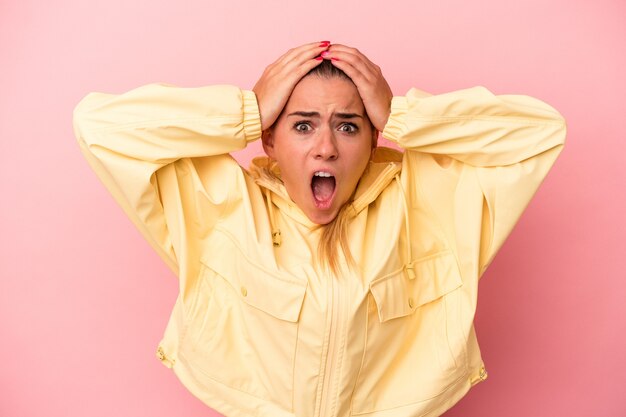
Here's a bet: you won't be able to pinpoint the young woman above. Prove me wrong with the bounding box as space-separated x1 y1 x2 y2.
74 42 565 417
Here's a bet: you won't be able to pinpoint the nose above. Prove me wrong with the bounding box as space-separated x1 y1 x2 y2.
313 129 338 160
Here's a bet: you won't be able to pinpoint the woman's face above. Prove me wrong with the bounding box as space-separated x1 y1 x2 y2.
263 75 376 225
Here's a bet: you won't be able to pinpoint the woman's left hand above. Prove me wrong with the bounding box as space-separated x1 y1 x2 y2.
322 44 393 132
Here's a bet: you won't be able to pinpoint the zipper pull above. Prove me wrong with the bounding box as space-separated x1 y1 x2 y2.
156 346 175 368
404 262 416 280
272 229 282 246
479 366 488 381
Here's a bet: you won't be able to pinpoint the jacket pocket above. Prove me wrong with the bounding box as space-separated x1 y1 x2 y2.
179 233 307 411
352 250 467 414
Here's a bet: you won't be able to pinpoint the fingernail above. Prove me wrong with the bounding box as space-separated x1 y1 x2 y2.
321 51 330 58
315 56 323 61
331 57 339 61
319 41 330 47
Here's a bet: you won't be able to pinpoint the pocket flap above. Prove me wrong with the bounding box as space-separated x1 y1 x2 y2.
201 235 307 323
369 251 463 322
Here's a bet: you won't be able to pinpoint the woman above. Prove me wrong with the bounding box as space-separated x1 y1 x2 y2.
74 42 565 417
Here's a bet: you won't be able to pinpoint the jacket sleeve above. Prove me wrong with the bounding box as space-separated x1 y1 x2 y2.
383 86 566 276
73 83 262 275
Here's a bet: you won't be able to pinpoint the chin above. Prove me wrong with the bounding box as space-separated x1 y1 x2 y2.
307 209 339 226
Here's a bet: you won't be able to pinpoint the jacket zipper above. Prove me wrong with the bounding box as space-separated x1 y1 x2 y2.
317 272 344 417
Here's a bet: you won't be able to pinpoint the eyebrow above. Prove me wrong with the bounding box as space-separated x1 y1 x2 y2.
287 111 364 119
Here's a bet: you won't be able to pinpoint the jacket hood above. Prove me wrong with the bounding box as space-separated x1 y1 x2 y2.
248 147 403 229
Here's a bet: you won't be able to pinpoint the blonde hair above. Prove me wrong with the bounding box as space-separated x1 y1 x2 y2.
315 202 356 274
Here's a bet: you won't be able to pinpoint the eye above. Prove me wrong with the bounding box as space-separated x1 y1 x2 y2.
338 123 358 134
293 121 312 133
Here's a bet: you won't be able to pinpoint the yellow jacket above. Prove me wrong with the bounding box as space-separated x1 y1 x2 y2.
74 84 565 417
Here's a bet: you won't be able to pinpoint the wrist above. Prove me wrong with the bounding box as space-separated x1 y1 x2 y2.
243 90 262 142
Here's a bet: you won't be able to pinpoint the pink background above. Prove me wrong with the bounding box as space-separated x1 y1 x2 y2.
1 0 625 416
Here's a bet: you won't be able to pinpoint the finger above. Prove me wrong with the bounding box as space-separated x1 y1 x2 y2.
326 44 367 59
272 41 331 68
323 51 378 87
327 44 378 72
257 41 329 92
254 43 329 129
265 42 330 85
321 52 379 85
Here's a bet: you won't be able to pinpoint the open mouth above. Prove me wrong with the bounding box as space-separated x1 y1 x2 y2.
311 171 336 209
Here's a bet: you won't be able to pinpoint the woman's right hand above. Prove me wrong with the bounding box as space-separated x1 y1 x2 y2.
253 42 330 130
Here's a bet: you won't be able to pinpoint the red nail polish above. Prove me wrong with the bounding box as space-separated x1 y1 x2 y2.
315 56 323 61
319 41 330 47
321 51 329 58
331 57 339 62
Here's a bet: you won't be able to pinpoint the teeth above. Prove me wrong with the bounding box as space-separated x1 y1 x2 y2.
314 171 333 177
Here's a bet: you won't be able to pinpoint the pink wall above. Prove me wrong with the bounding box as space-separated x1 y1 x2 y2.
1 0 624 416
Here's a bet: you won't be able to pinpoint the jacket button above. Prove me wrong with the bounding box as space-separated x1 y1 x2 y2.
408 297 414 308
241 286 248 297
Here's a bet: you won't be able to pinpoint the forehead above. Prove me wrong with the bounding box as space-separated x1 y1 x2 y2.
284 76 364 114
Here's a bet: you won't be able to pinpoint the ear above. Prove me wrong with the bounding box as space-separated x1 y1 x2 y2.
262 129 275 158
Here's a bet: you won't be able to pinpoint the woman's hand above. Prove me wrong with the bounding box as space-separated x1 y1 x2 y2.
253 42 330 130
322 44 393 132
